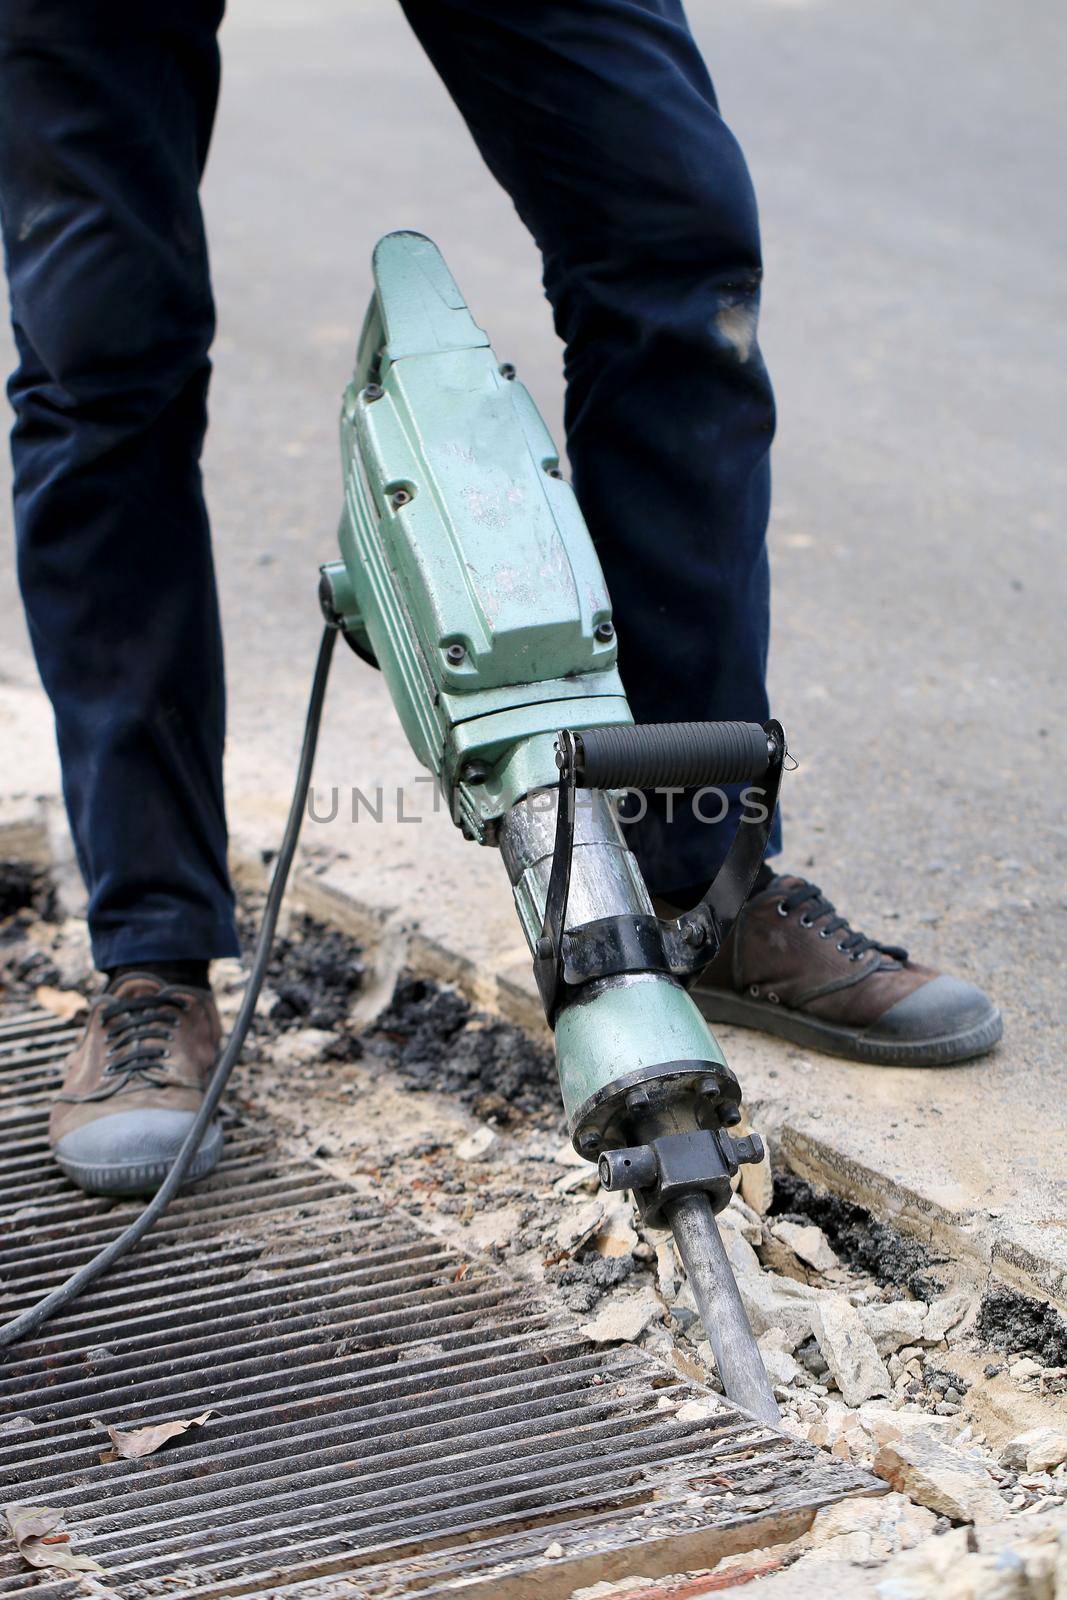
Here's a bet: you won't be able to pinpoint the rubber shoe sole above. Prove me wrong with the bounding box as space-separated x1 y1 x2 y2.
54 1119 224 1198
694 988 1003 1067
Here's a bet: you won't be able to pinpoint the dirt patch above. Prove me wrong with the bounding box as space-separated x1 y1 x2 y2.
0 860 62 996
263 911 366 1034
977 1285 1067 1368
370 974 559 1127
545 1251 636 1315
771 1171 948 1300
0 859 55 922
240 897 559 1127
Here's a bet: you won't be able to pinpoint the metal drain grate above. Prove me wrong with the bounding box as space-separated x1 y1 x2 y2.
1 1004 879 1598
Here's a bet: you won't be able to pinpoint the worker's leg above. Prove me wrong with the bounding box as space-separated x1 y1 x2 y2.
403 0 1001 1069
401 0 778 897
0 0 237 969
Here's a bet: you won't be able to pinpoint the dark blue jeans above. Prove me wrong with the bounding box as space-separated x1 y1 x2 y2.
0 0 777 968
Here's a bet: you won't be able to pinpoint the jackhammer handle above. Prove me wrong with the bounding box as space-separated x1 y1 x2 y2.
572 721 774 791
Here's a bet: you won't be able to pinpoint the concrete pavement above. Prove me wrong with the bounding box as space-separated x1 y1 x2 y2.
0 0 1064 1303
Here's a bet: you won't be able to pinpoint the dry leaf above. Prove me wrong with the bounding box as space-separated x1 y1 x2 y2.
34 985 89 1023
99 1409 215 1463
4 1504 103 1574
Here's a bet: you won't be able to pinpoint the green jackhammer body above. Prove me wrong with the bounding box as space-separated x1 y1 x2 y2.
322 232 782 1422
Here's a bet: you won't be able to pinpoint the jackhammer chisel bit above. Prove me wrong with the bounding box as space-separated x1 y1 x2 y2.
320 230 786 1423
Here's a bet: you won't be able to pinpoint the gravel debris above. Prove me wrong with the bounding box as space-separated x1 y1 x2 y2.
6 866 1067 1593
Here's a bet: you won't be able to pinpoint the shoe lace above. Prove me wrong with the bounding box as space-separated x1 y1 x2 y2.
776 881 908 964
101 987 190 1089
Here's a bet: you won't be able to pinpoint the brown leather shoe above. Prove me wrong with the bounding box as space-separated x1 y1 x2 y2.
49 973 223 1196
681 874 1002 1067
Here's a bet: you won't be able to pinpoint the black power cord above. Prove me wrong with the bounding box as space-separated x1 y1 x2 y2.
0 625 338 1350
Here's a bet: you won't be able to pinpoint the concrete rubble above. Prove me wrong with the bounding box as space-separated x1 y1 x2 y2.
455 1123 497 1161
757 1328 803 1387
580 1286 664 1345
556 1196 609 1254
592 1197 641 1259
811 1294 892 1405
874 1433 1006 1523
700 1505 1067 1600
872 1508 1067 1600
771 1218 839 1272
861 1298 930 1356
1001 1427 1067 1474
734 1265 822 1347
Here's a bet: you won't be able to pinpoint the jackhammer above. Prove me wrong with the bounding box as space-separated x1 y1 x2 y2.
2 232 785 1424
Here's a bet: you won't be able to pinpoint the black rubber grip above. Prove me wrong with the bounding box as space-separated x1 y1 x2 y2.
574 721 771 790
